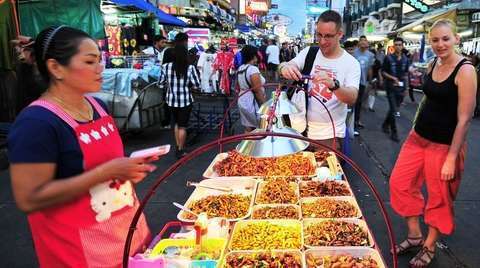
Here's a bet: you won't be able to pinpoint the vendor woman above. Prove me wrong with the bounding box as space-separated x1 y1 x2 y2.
8 26 155 267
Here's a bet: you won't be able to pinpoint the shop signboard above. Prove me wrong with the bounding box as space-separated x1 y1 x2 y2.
403 0 429 14
184 28 210 49
247 0 268 12
364 17 380 36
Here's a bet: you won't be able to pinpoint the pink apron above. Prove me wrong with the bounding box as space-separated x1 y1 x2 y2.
28 96 150 267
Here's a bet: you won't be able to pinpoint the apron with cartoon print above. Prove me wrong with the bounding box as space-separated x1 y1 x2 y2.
27 96 150 268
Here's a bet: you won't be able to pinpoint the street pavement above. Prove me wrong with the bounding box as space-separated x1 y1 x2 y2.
0 92 479 267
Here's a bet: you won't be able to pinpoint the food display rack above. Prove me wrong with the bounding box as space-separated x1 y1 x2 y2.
123 132 398 268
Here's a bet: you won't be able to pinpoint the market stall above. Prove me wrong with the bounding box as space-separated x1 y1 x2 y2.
123 86 398 268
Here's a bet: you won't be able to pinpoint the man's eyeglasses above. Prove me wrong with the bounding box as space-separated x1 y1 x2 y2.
316 32 338 41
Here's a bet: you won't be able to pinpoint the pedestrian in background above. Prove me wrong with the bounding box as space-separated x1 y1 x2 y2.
280 42 293 63
390 19 477 267
381 37 410 142
236 45 266 132
159 43 200 158
353 35 375 136
266 39 280 81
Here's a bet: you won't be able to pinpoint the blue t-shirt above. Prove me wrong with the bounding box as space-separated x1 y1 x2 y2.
353 48 375 86
7 98 110 180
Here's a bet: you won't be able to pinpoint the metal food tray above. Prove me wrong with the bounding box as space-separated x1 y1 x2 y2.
176 178 258 223
299 179 353 198
228 219 304 251
303 218 375 249
202 152 317 179
304 247 386 268
300 196 362 219
251 204 302 220
255 181 300 205
221 250 304 268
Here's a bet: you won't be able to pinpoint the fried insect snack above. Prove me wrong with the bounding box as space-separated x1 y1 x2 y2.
306 254 379 268
230 222 302 250
213 151 315 177
184 194 250 220
256 178 299 204
300 181 351 197
226 252 302 268
304 221 369 247
314 150 331 163
252 205 300 219
302 199 358 218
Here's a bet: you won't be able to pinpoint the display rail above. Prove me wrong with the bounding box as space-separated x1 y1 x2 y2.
122 132 398 268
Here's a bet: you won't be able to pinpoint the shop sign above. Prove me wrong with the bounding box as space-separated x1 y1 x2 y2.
185 28 210 49
273 25 287 37
364 17 380 35
263 13 293 26
473 12 480 23
403 0 429 13
248 0 268 12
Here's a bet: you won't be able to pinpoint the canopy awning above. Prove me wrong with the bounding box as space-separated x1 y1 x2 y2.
395 9 456 33
110 0 187 26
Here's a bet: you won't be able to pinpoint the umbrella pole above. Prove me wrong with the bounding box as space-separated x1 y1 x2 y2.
10 0 20 37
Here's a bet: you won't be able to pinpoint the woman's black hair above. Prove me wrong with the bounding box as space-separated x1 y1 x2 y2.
34 26 93 84
241 45 258 64
172 44 189 79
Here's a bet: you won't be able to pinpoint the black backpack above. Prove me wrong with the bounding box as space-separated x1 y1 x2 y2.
283 46 320 135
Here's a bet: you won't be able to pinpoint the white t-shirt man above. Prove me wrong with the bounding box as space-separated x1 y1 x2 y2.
290 47 361 140
266 45 280 65
142 46 165 64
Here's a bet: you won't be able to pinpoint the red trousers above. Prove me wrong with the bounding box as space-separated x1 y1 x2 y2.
390 131 465 235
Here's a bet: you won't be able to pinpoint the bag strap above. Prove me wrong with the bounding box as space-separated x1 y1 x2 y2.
302 46 320 75
300 46 319 137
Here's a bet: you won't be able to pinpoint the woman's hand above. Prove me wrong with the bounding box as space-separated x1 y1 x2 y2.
99 157 157 184
440 157 456 181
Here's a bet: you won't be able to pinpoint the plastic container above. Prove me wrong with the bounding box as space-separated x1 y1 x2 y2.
202 152 317 179
177 178 257 223
129 221 227 268
228 219 304 251
300 196 362 219
303 218 375 248
255 180 300 205
304 247 386 268
221 250 304 268
251 204 302 220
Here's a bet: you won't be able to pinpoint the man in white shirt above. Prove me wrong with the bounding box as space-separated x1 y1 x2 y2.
279 10 360 150
266 39 280 81
142 35 167 64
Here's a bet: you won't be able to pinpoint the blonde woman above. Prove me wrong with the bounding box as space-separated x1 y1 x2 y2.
389 19 477 267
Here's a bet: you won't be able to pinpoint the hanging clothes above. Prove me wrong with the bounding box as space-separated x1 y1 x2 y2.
197 52 219 93
212 50 234 95
105 25 122 56
121 25 137 55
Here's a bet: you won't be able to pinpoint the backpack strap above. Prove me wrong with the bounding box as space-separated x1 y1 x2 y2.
302 46 320 75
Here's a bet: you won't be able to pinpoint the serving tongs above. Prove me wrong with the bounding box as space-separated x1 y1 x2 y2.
186 181 233 192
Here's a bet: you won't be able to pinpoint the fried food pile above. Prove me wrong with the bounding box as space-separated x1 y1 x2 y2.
300 181 351 197
304 221 369 247
214 151 315 177
256 178 299 204
252 205 300 219
230 221 302 250
226 252 302 268
184 194 250 220
306 254 379 268
302 198 358 218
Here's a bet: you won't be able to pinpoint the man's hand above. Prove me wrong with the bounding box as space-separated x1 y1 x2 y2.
279 63 302 81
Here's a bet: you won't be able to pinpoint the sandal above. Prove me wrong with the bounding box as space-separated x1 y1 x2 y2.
392 236 424 255
409 246 435 267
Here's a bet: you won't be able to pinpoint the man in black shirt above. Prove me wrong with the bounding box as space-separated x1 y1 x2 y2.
381 37 410 142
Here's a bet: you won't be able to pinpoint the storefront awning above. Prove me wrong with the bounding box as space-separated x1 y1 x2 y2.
111 0 187 26
395 9 456 33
